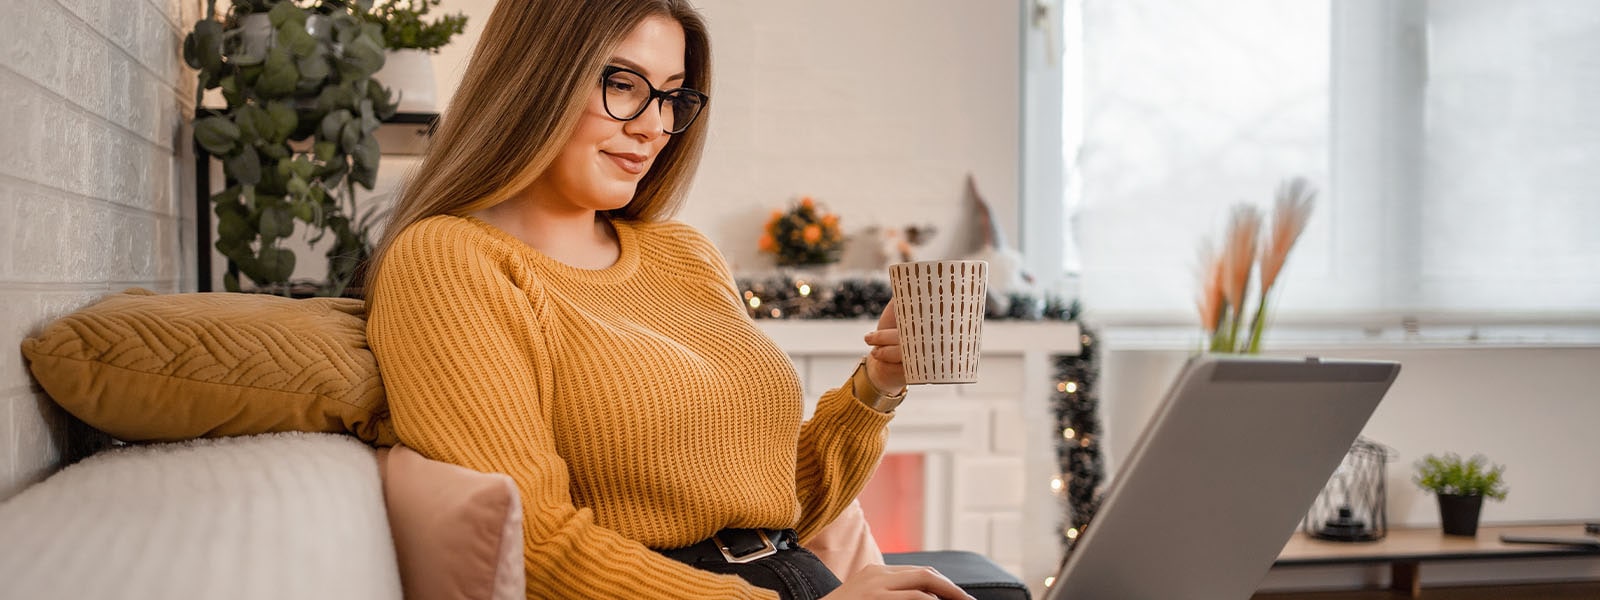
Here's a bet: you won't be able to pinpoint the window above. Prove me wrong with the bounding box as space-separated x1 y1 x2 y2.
1030 0 1600 336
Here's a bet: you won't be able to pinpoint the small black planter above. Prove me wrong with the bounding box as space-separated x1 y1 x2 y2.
1437 493 1485 536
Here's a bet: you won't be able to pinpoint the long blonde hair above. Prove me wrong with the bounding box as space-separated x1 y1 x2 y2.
365 0 712 297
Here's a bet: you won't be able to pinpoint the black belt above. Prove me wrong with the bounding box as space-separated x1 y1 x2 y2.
660 528 798 564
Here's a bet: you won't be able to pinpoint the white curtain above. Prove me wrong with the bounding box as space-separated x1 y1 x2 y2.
1071 0 1600 327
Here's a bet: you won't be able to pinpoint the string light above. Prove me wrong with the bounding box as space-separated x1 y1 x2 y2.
1050 476 1064 493
1064 381 1078 393
1062 427 1076 440
1044 576 1056 588
1066 527 1080 540
748 297 762 309
770 308 781 318
797 282 811 296
1079 437 1092 448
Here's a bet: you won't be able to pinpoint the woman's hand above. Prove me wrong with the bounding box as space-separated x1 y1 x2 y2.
862 302 907 394
822 564 975 600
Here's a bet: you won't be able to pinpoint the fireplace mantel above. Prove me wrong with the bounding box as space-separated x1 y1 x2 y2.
758 320 1080 585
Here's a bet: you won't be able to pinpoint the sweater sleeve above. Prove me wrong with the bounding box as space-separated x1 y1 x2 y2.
367 221 779 600
793 377 895 543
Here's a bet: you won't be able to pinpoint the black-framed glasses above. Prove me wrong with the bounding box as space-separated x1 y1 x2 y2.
600 65 708 135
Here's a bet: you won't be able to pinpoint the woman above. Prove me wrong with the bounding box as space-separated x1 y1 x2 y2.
366 1 972 599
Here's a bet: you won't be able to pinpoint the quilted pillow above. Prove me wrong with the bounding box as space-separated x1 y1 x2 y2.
0 432 402 599
19 288 396 445
378 445 525 600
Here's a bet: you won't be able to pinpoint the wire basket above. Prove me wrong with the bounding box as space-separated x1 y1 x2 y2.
1304 437 1394 542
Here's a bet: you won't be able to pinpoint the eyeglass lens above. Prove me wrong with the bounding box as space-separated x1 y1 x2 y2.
603 69 704 134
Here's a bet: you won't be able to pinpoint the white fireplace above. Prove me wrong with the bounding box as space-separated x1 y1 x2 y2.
759 320 1080 589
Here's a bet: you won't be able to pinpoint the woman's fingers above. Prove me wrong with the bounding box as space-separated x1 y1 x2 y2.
886 567 972 600
863 328 900 348
869 344 902 365
826 565 974 600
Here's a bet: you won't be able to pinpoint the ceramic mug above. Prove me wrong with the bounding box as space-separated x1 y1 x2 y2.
888 260 988 384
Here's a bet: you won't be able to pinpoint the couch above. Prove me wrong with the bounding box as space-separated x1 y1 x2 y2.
4 289 1028 599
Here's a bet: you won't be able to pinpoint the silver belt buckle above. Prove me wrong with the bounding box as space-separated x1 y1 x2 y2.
713 531 779 564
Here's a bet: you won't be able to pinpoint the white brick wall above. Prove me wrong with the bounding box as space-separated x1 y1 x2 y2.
0 0 199 501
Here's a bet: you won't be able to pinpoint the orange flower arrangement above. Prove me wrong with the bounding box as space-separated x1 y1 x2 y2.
1196 177 1316 353
760 196 844 266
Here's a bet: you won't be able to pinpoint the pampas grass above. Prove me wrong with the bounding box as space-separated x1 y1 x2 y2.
1197 177 1316 353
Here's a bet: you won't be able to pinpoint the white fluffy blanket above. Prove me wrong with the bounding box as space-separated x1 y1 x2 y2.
0 432 401 600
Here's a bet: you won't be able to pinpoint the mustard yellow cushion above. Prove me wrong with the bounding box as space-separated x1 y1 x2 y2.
20 288 396 445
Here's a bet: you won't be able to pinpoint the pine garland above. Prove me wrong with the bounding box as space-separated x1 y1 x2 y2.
734 274 1074 322
1052 325 1104 556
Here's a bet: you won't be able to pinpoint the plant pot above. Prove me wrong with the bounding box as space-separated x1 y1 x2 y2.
238 13 274 58
1437 493 1484 537
374 49 438 113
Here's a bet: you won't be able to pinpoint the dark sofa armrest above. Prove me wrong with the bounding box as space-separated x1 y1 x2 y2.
884 550 1031 600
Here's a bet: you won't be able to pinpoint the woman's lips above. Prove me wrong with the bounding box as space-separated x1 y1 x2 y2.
603 151 647 175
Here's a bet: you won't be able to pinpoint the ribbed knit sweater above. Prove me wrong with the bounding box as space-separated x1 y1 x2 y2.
367 215 893 599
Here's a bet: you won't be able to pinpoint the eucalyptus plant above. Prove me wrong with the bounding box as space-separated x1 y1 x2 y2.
184 0 397 296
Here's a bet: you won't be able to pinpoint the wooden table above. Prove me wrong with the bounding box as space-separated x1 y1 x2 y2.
1270 524 1600 598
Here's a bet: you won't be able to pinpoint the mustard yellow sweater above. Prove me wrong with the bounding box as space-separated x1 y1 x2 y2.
367 215 893 599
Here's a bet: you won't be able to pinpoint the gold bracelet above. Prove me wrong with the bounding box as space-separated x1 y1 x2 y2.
852 358 907 413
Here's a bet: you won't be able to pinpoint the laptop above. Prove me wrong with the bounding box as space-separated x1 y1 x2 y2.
1043 355 1400 600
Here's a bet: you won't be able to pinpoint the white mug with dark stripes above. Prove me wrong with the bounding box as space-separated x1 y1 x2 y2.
887 260 988 384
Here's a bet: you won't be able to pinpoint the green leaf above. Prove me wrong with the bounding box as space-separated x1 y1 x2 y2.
186 20 224 73
217 209 253 245
313 140 338 162
257 246 297 283
227 46 267 68
257 47 299 97
193 116 240 155
296 52 331 83
259 142 289 160
286 174 311 199
279 18 318 58
223 271 241 293
358 98 379 133
339 120 362 153
315 85 348 114
342 34 386 76
351 163 377 190
259 204 295 241
267 1 299 29
225 144 262 186
291 198 314 222
290 156 316 181
319 109 352 142
352 136 379 172
334 16 360 46
232 104 266 141
218 75 242 106
265 100 298 143
368 81 398 120
211 185 243 210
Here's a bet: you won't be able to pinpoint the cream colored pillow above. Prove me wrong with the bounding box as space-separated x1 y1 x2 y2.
379 445 525 600
19 288 396 445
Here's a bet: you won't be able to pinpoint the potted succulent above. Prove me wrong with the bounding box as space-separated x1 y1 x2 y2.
1413 452 1509 536
184 0 398 296
364 0 468 112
